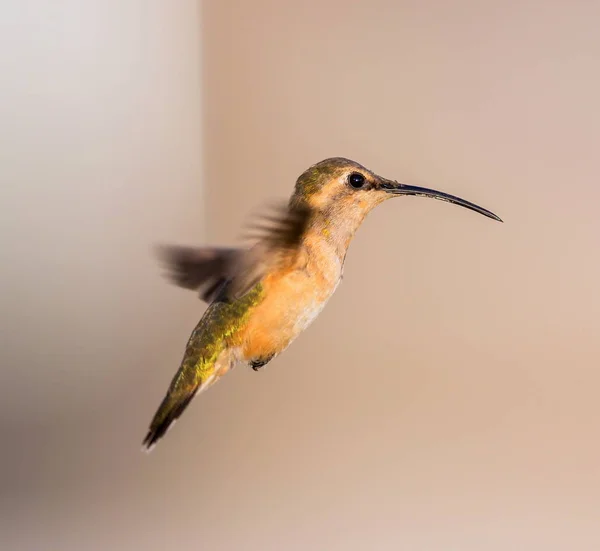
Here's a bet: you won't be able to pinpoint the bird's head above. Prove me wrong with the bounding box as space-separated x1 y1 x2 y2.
292 157 502 225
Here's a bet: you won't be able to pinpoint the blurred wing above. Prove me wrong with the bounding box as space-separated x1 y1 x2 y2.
228 201 313 299
241 201 312 251
157 201 313 303
156 245 240 303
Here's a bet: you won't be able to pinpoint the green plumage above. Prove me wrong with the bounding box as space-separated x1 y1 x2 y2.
143 283 265 449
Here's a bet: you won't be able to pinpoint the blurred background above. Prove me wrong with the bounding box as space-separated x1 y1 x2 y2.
1 1 599 549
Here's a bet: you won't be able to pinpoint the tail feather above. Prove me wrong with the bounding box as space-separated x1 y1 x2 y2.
143 367 221 451
142 384 201 451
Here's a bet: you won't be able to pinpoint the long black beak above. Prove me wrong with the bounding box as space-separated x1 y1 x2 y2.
381 180 502 222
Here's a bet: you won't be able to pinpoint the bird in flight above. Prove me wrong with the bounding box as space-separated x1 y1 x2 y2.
143 157 501 450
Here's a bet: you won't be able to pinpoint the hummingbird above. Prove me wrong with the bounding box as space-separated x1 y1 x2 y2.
143 157 501 450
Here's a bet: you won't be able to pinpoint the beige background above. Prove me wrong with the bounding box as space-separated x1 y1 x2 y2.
1 0 600 549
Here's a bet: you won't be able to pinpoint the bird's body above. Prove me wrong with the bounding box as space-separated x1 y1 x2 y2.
241 238 342 362
143 158 501 450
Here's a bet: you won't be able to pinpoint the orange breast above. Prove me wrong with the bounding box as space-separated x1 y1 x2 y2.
239 249 341 361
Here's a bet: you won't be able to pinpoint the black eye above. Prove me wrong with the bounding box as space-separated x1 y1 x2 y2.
348 172 366 189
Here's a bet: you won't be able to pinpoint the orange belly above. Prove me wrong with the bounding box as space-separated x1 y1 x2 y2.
239 262 340 362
